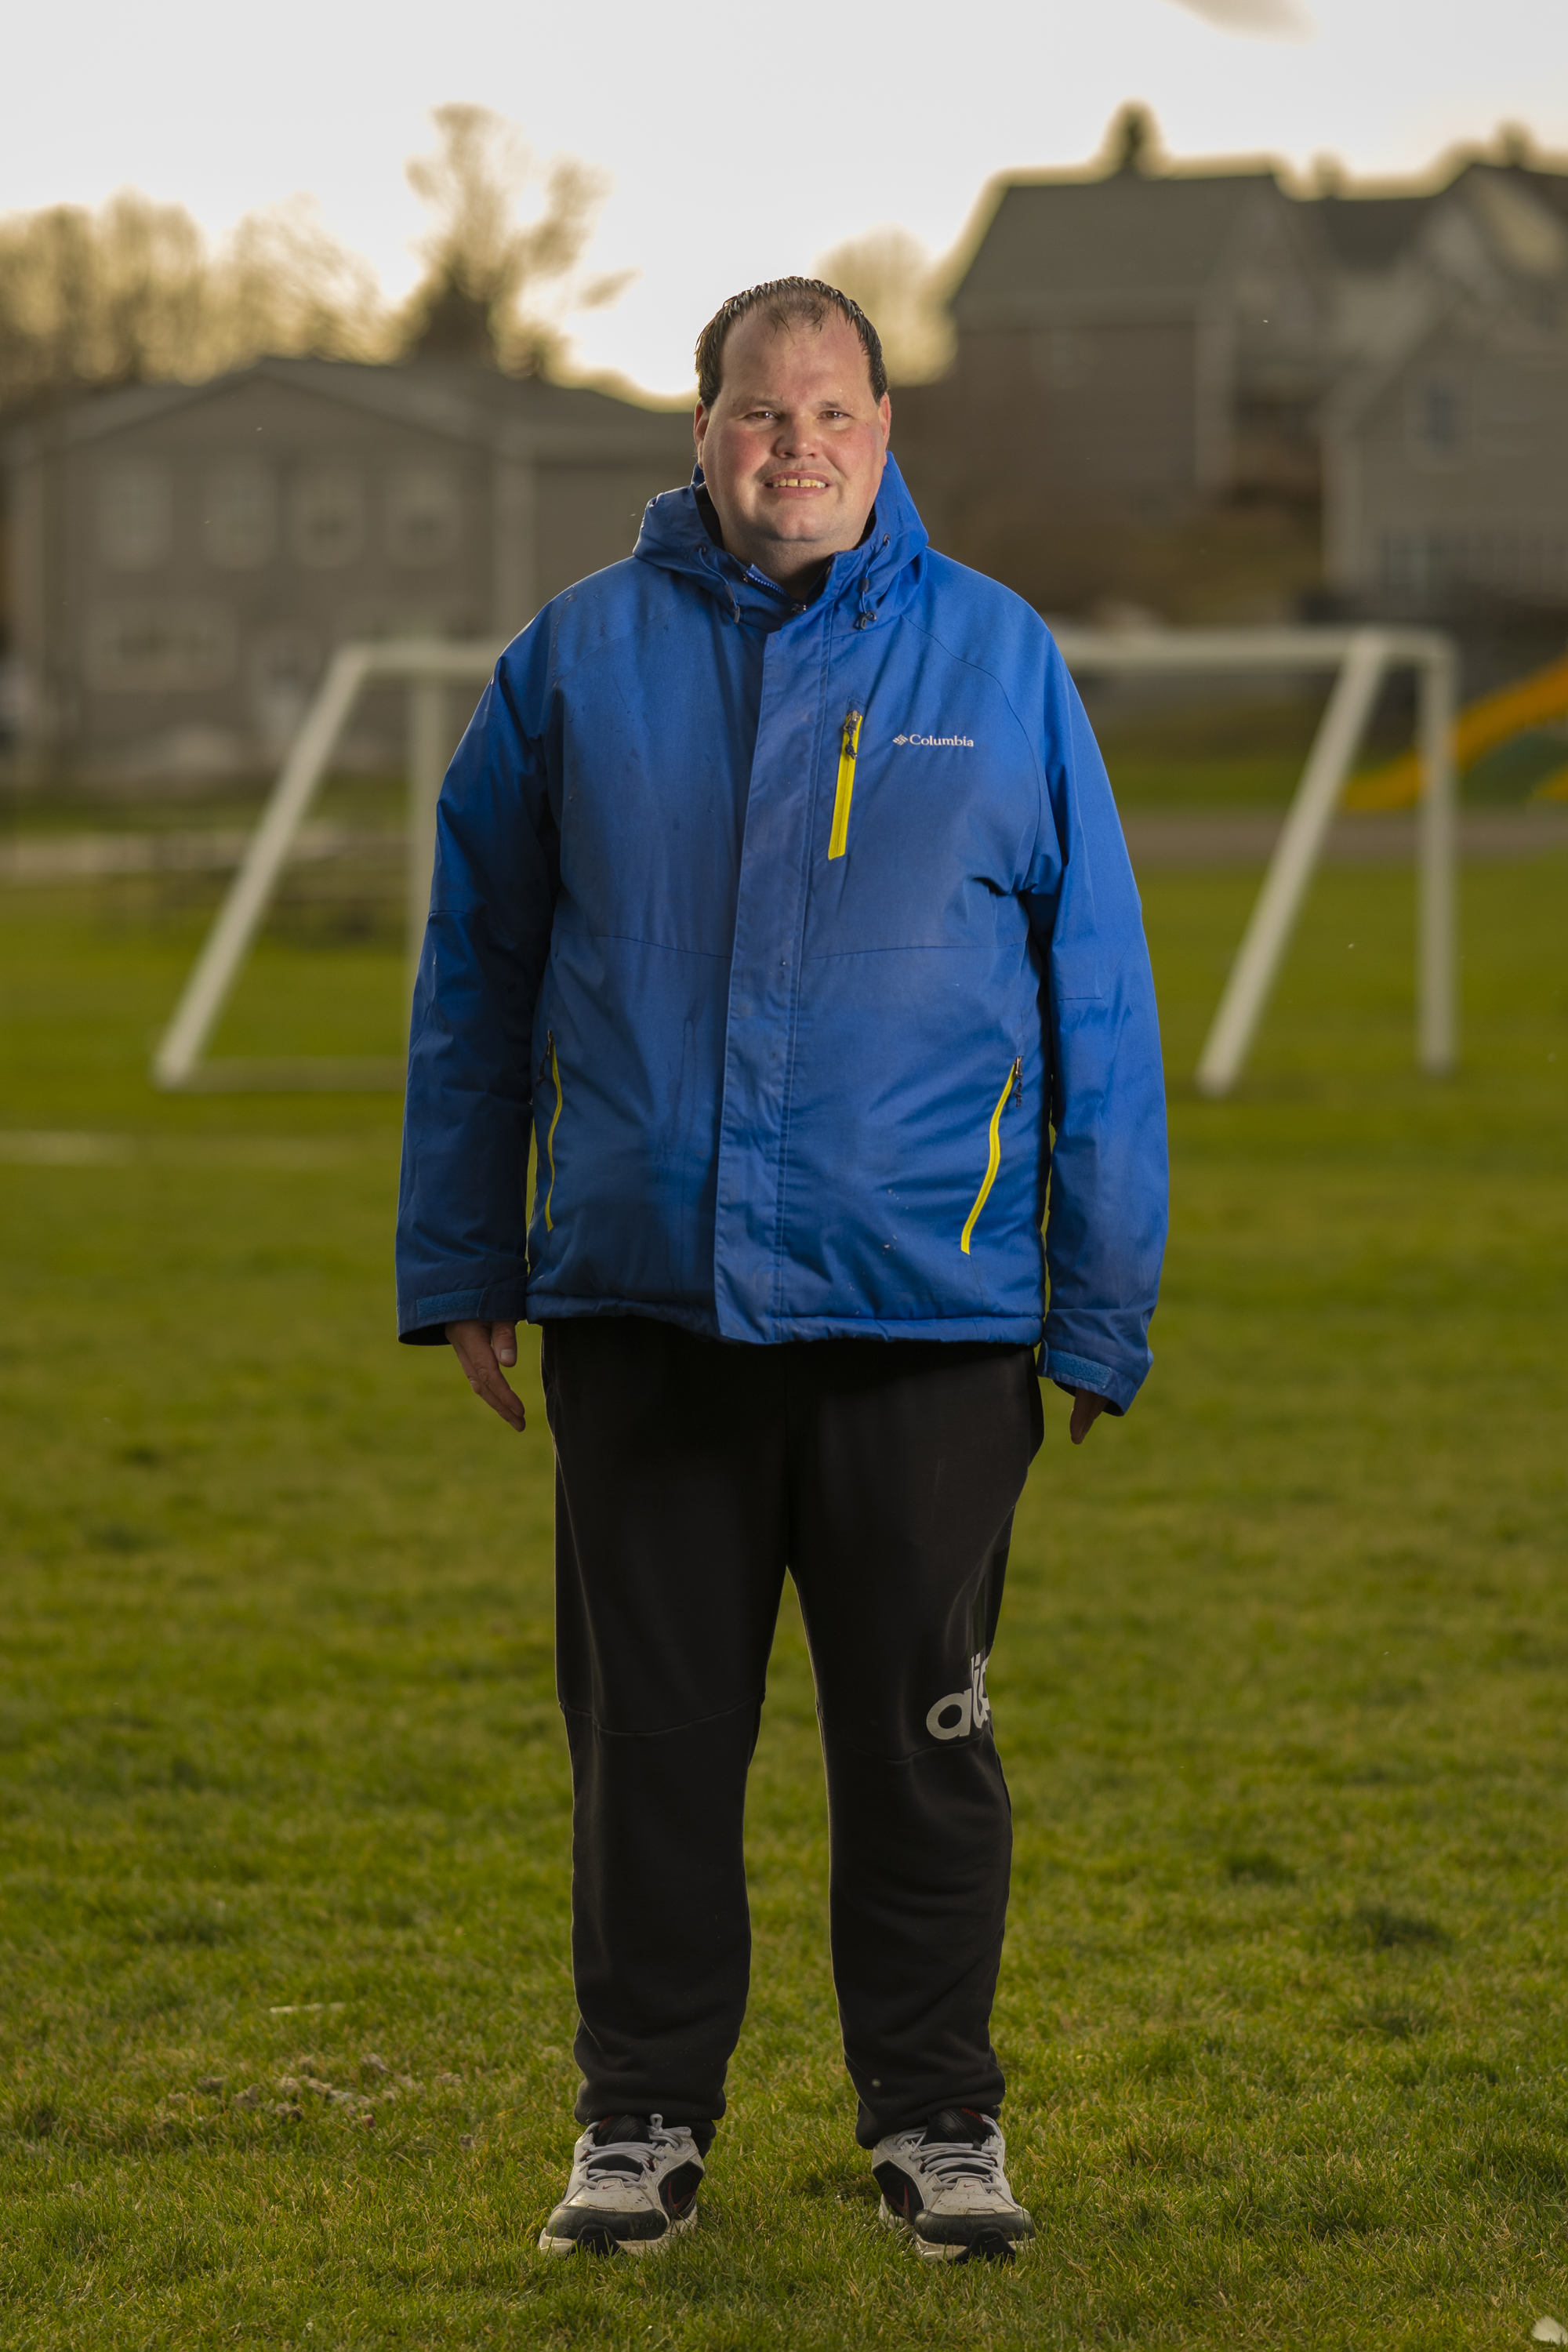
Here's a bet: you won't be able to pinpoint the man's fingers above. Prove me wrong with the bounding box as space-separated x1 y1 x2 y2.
464 1359 526 1430
1069 1388 1109 1446
445 1319 527 1431
472 1370 527 1429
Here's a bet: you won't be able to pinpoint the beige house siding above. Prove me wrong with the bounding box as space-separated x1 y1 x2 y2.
1327 314 1568 605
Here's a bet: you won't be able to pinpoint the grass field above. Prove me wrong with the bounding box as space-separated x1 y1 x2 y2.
2 840 1566 2350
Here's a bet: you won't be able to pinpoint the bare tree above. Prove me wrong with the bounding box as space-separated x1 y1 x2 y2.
815 227 954 385
0 189 382 419
0 107 627 418
401 104 630 372
216 200 383 368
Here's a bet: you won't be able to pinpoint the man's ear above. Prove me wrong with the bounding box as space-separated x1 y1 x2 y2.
693 401 709 460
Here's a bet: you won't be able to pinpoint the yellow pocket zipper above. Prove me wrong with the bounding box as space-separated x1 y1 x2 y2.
539 1030 564 1232
827 710 863 861
960 1058 1022 1255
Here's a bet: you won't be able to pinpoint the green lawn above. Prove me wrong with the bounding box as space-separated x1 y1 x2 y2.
2 848 1566 2349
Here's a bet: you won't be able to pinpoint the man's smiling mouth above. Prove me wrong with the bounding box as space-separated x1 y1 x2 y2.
766 474 829 490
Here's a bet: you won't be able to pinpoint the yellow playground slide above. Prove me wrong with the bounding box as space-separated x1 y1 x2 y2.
1343 648 1568 811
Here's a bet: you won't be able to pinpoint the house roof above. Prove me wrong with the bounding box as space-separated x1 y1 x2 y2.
1305 158 1568 279
1311 194 1437 273
3 356 694 467
1319 158 1568 437
1456 168 1568 282
946 151 1568 338
949 169 1289 327
1513 163 1568 224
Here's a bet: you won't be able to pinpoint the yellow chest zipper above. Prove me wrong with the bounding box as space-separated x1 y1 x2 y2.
827 710 863 861
960 1058 1022 1255
540 1031 564 1232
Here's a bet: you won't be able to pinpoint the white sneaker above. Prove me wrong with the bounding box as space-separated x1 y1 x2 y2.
872 2107 1034 2263
538 2112 705 2256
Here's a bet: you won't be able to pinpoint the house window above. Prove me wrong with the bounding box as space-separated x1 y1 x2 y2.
205 466 276 568
98 463 172 570
88 603 236 691
1410 379 1465 463
385 468 461 565
289 470 364 568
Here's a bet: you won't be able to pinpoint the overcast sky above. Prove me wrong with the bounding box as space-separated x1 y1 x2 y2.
5 0 1566 396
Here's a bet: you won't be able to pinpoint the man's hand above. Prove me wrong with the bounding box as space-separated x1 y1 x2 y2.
1069 1388 1109 1446
446 1319 526 1432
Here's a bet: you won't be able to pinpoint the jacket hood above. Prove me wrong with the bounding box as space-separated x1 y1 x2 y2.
633 448 930 632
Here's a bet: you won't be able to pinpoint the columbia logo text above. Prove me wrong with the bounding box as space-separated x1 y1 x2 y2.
892 732 975 749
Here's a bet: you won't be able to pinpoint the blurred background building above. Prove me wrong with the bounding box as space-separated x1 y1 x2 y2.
888 113 1568 677
2 107 1566 784
1320 165 1568 617
3 358 689 782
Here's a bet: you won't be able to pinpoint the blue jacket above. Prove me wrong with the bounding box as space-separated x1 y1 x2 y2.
397 456 1167 1412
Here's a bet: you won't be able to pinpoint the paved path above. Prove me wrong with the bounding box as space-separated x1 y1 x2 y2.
3 811 1565 887
1121 809 1568 867
0 1131 397 1167
0 825 396 884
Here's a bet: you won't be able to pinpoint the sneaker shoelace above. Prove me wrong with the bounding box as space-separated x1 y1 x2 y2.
905 2118 1003 2193
580 2112 677 2187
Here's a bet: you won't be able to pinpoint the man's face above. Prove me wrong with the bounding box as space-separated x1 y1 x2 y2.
693 310 891 590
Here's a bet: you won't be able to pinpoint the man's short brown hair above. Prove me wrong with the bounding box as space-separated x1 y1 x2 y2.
695 278 887 411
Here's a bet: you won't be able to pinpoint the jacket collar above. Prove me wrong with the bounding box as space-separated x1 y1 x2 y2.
633 450 929 632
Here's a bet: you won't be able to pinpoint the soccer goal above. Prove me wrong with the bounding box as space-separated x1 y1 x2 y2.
151 639 502 1091
152 623 1457 1098
1051 625 1459 1096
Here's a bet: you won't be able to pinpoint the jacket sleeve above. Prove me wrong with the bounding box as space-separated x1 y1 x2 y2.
395 656 558 1344
1023 641 1168 1413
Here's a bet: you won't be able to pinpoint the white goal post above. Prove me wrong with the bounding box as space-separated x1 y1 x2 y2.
151 623 1457 1098
1051 625 1459 1095
152 639 502 1091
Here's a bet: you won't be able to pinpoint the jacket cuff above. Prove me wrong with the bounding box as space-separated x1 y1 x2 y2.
1040 1349 1137 1416
397 1286 530 1346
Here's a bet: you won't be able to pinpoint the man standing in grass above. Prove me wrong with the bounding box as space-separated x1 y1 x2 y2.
396 280 1167 2263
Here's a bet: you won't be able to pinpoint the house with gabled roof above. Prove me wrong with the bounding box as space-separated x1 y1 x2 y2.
891 146 1331 614
3 355 693 780
1321 165 1568 617
890 122 1568 633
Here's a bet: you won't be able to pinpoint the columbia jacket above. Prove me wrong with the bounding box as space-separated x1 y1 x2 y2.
396 455 1167 1412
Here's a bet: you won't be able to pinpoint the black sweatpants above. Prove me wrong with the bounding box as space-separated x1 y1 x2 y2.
541 1316 1044 2149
